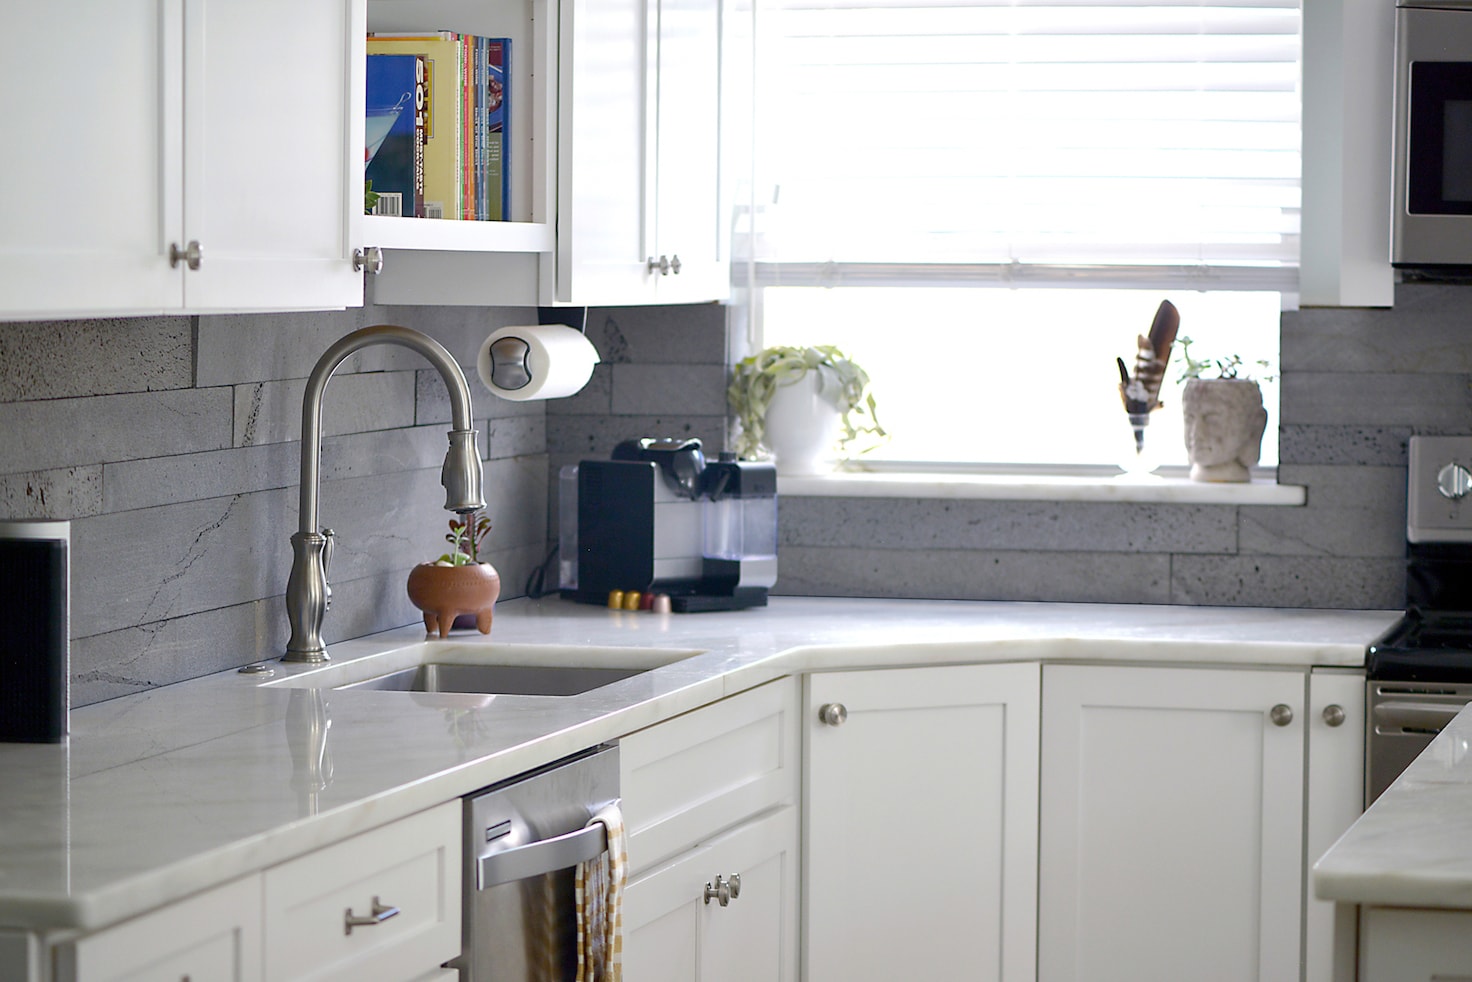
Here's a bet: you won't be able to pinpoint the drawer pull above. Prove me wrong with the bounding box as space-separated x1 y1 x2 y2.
344 896 400 935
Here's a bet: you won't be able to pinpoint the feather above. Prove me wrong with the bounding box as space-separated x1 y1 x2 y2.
1116 300 1180 452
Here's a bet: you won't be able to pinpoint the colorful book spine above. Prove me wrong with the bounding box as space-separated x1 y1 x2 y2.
364 53 425 219
485 38 509 221
367 33 464 220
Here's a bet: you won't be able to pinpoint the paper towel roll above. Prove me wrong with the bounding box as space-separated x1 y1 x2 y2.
476 324 600 401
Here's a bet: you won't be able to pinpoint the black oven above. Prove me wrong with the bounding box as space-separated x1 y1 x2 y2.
1393 1 1472 266
1366 436 1472 804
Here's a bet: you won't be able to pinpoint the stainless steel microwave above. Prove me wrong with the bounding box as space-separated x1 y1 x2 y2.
1394 0 1472 266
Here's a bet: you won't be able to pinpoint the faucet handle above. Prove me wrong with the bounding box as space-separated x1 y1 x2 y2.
321 528 335 609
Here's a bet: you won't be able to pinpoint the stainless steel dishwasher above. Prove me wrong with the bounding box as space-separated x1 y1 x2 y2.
448 745 620 982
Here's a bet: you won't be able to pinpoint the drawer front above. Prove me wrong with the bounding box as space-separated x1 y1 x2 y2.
263 802 460 982
64 875 262 982
620 677 799 874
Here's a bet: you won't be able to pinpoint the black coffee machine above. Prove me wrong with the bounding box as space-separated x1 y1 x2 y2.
561 438 777 612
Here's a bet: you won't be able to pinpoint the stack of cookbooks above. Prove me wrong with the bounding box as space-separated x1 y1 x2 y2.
365 31 510 221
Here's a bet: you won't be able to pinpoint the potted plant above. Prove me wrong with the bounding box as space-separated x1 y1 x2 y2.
728 345 885 474
406 511 501 637
1175 338 1272 483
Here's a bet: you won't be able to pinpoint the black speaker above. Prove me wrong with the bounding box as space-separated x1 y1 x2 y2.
0 521 68 743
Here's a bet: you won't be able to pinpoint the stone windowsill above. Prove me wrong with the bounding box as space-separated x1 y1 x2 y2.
775 469 1306 506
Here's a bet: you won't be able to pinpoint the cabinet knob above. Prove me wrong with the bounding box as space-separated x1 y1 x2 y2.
1322 703 1347 727
344 895 399 935
818 702 848 727
353 246 384 275
646 255 671 275
168 240 202 270
669 253 682 274
1269 703 1294 727
704 873 740 907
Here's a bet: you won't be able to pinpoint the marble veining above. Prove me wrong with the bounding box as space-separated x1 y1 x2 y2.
0 596 1395 933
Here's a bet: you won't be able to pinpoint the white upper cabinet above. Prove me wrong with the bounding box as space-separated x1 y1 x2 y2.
0 0 364 321
554 0 729 305
550 0 729 305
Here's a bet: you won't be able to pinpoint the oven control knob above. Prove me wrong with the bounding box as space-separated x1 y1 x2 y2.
1437 462 1472 501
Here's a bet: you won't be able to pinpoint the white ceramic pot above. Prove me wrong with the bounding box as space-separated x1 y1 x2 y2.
763 371 843 475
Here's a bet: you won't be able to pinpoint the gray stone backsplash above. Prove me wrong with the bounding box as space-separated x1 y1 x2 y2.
5 282 1469 707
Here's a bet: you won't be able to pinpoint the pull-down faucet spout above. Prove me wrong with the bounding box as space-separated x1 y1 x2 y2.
284 325 486 663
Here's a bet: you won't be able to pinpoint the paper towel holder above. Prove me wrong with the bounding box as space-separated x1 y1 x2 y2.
478 309 599 401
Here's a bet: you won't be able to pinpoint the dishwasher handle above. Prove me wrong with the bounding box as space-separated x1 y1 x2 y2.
478 822 609 889
1373 699 1466 733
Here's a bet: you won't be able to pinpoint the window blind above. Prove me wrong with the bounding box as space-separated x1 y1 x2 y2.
750 0 1302 292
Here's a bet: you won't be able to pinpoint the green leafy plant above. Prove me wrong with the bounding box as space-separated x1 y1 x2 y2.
437 511 492 566
364 180 381 216
727 345 885 459
1175 336 1276 383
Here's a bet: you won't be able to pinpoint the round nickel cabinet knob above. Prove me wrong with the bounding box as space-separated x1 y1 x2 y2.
1322 704 1346 727
818 703 848 727
1269 703 1294 727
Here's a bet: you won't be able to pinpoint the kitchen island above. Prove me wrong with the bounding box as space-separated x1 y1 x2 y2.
0 596 1396 979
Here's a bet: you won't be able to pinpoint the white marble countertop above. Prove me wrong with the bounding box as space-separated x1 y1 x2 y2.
0 596 1394 934
1316 700 1472 909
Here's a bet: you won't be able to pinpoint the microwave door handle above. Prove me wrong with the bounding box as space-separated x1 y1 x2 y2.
477 823 609 889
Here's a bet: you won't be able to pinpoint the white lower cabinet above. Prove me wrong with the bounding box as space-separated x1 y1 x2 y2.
1361 907 1472 981
58 801 460 982
624 806 799 982
62 875 262 982
1038 664 1307 982
618 677 802 982
803 662 1041 982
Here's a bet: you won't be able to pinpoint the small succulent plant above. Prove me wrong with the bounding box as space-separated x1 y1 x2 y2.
437 511 492 566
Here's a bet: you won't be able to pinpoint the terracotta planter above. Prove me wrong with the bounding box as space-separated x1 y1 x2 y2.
406 562 501 638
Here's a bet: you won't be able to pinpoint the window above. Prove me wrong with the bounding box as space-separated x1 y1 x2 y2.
744 0 1300 472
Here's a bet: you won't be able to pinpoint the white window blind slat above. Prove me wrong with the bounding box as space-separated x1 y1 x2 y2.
752 0 1303 283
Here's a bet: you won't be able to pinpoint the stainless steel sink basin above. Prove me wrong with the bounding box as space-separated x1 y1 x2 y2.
261 641 705 697
336 663 646 696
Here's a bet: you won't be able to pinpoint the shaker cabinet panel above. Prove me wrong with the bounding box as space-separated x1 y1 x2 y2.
62 874 262 982
623 804 799 982
0 1 183 318
1038 664 1306 982
0 0 362 321
803 662 1041 982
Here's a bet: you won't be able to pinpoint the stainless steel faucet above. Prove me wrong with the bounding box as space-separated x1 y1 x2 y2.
284 325 486 663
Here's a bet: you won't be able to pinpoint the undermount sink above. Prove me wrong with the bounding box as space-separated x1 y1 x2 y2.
336 662 647 696
263 641 705 697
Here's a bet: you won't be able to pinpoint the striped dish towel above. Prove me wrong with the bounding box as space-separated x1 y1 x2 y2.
575 801 627 982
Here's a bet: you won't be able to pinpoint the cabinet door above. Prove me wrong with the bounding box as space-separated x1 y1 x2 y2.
1305 670 1366 982
1361 907 1472 982
623 805 799 982
647 0 726 303
557 0 727 305
557 0 654 304
63 875 262 982
804 662 1041 982
184 0 363 311
262 801 460 982
0 1 184 318
1038 664 1305 982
